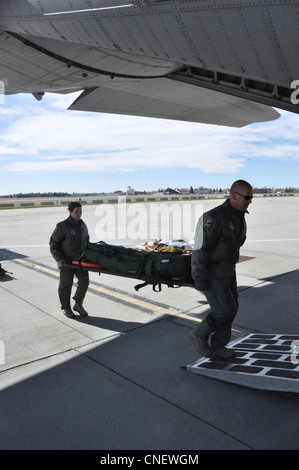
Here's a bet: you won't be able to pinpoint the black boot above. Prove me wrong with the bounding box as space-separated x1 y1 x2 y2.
73 303 88 317
190 318 214 357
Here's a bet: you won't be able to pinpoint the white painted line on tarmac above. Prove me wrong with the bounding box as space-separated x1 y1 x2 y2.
0 245 48 248
246 239 299 242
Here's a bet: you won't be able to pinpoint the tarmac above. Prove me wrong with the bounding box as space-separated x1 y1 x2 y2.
1 196 299 451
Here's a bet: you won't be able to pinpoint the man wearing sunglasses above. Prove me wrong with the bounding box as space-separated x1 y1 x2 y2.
190 179 253 358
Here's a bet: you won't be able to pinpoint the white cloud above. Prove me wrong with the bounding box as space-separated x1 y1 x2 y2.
1 95 299 179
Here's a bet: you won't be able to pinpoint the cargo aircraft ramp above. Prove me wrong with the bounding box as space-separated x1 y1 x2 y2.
187 334 299 393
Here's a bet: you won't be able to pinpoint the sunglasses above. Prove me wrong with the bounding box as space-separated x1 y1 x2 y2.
234 191 253 201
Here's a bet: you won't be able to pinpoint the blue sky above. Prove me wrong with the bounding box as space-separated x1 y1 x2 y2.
1 91 299 195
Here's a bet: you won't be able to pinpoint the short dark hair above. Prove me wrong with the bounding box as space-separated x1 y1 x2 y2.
68 202 82 212
230 180 252 195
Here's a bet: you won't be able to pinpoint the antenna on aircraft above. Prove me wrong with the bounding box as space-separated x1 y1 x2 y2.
32 92 44 101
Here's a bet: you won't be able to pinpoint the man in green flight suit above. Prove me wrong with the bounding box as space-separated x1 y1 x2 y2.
50 202 90 319
191 180 253 358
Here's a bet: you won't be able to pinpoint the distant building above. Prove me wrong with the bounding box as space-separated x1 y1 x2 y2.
127 186 135 195
195 187 212 194
253 188 272 194
164 187 181 195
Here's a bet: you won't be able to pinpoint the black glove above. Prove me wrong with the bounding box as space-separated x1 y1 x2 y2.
194 280 209 291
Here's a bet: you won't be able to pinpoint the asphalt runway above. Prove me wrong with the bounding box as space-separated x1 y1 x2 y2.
1 196 299 451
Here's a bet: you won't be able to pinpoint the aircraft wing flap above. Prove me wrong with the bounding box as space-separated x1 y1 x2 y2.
69 77 280 127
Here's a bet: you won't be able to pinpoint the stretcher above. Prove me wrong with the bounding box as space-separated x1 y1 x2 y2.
71 259 195 291
69 241 195 292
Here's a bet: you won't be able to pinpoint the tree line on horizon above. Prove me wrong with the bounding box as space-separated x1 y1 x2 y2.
1 186 298 199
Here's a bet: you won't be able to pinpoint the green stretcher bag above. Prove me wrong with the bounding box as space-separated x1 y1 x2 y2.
79 241 194 291
81 241 151 277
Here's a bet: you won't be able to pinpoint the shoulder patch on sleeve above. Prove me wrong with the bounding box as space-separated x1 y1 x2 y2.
203 216 214 229
52 223 62 233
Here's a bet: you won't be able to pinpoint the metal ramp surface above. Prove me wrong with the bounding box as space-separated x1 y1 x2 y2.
187 334 299 393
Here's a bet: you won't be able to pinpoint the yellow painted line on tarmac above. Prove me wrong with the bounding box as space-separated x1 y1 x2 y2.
13 258 202 324
14 258 58 276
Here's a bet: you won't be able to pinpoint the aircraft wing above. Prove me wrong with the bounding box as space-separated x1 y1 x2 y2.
2 0 298 127
0 28 279 128
69 78 280 128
